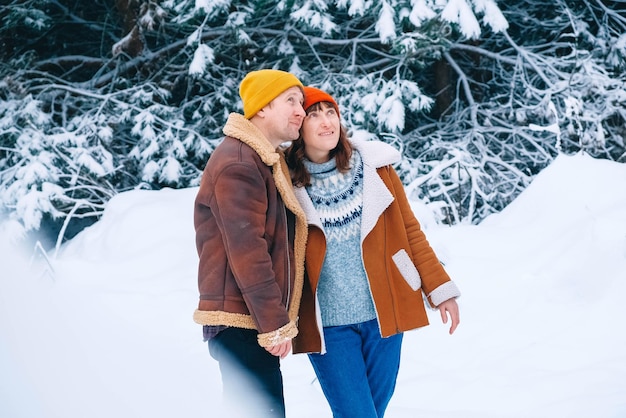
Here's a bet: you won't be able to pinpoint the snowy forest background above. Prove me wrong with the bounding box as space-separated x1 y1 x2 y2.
1 0 625 248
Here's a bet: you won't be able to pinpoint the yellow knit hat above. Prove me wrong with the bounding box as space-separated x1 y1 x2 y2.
239 69 303 119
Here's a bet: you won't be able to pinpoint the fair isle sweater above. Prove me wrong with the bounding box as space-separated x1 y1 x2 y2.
303 150 377 327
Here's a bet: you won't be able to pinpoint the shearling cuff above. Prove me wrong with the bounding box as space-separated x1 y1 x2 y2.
428 281 461 308
257 320 298 348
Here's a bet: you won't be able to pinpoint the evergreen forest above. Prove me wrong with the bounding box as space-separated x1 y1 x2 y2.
1 0 625 246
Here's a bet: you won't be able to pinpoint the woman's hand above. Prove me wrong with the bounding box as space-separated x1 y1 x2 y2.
438 298 460 335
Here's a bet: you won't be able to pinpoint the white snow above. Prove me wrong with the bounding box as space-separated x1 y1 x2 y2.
409 0 437 26
476 0 509 33
290 2 337 36
441 0 481 39
188 44 215 77
1 152 626 417
376 1 397 43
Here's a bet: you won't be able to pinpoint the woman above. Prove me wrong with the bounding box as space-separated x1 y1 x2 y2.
286 86 461 418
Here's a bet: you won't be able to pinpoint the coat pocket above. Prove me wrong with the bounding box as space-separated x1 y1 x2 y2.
392 249 421 291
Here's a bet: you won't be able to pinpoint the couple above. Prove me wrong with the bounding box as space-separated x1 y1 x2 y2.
193 69 461 418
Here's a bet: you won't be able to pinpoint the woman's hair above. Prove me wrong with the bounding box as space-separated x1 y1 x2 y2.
285 101 353 187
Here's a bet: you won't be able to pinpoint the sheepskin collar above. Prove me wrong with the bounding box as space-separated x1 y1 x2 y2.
223 113 281 166
350 138 401 168
295 139 401 240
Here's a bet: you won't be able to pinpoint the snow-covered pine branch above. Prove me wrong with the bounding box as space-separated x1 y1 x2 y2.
1 0 623 243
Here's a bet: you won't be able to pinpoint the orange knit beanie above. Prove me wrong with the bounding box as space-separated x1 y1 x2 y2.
302 86 340 118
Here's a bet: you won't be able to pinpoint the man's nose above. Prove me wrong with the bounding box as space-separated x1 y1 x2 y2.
296 103 305 117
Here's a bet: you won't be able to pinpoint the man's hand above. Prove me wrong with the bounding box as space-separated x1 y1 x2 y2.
265 339 292 359
438 298 460 335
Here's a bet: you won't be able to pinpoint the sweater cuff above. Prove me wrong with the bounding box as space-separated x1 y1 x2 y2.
257 320 298 348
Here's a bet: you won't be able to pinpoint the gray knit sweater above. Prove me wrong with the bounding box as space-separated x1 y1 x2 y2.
303 150 377 327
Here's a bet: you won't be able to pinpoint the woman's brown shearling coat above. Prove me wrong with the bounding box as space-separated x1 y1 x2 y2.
292 140 460 354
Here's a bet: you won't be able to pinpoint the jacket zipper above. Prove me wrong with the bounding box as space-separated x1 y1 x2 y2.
283 202 291 310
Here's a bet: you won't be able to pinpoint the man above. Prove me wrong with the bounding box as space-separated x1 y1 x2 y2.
193 69 308 417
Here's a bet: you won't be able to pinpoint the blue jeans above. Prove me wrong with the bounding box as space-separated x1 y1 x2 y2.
209 327 285 418
308 319 403 418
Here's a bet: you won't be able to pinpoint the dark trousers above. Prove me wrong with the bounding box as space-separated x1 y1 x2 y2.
209 327 285 418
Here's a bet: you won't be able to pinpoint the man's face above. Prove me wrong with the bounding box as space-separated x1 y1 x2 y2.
261 86 305 147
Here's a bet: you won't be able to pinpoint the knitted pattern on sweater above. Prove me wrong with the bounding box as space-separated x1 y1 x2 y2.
304 150 377 326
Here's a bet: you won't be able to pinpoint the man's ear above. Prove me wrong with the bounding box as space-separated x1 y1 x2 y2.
255 106 267 119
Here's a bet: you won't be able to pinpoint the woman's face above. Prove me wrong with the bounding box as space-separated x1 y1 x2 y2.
300 102 340 163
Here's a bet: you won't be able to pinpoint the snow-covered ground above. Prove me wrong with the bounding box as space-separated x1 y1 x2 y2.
1 152 625 418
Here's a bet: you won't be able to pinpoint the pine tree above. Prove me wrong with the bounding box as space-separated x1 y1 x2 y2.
0 0 624 244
